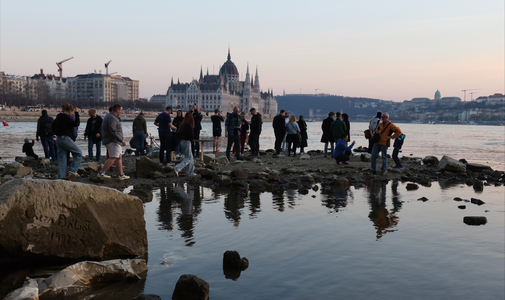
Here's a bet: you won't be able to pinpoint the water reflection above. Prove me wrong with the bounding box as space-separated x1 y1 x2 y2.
367 182 400 240
224 190 246 227
157 183 203 247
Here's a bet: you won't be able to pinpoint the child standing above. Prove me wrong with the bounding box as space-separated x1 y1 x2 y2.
392 134 406 169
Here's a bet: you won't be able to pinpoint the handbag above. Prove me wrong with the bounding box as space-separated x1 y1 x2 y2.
364 129 371 139
371 122 391 144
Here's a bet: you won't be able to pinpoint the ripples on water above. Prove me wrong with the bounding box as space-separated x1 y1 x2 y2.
138 182 504 300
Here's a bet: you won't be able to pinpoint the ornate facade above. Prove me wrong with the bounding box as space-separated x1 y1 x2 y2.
165 50 278 117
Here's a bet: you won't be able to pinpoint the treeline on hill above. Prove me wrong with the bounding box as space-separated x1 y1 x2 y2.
275 94 393 120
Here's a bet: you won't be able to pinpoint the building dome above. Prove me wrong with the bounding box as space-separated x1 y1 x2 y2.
434 90 441 100
219 49 239 76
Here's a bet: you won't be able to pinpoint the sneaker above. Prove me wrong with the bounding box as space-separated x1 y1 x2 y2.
118 174 130 180
216 150 221 153
174 169 179 177
97 172 111 178
342 161 349 165
336 161 341 165
393 166 403 170
380 171 387 176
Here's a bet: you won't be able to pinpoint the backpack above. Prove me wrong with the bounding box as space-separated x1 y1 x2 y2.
44 117 55 136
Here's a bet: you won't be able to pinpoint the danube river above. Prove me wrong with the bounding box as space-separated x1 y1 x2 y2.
1 121 504 170
0 121 504 299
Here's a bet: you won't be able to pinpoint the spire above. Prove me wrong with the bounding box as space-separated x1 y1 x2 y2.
177 78 180 84
206 67 209 76
171 77 174 86
227 47 231 61
199 66 203 81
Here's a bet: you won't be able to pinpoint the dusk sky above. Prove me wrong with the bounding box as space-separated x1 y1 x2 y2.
1 0 503 102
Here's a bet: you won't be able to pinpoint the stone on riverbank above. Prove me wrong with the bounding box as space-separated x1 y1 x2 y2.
466 163 493 172
463 216 487 226
423 156 439 166
0 178 147 261
438 155 466 173
136 156 164 178
172 274 210 300
4 259 147 300
223 250 249 270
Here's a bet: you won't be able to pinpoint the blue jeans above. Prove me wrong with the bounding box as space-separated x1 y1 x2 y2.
371 144 388 173
56 136 82 178
41 135 56 161
159 130 172 164
324 142 334 158
134 130 145 154
175 140 194 175
88 138 101 162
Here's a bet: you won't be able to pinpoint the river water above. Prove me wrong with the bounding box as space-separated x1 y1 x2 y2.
0 121 504 299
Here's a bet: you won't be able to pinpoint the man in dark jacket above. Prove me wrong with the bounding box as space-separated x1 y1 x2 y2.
84 108 103 162
272 110 286 155
191 104 203 158
321 112 335 158
36 109 56 161
52 104 82 178
225 107 243 161
249 108 262 157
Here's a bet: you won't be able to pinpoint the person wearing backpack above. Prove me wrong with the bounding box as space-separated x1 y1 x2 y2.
84 108 103 162
36 110 56 162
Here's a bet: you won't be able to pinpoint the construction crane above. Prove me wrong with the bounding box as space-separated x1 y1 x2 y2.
462 89 480 102
469 91 479 101
104 60 112 75
315 88 319 94
56 57 74 77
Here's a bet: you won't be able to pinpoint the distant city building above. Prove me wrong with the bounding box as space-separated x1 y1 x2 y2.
434 90 441 101
165 49 278 116
475 93 505 105
66 73 139 102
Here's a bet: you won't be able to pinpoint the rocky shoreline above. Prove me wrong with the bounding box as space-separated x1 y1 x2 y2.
2 148 503 198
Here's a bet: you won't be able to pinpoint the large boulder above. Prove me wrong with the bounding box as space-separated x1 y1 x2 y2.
136 156 164 178
0 179 147 261
438 155 466 173
422 155 439 166
4 259 147 300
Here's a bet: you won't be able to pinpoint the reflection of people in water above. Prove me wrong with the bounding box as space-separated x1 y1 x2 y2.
272 189 285 212
157 184 203 246
224 191 246 227
367 182 400 240
248 193 261 218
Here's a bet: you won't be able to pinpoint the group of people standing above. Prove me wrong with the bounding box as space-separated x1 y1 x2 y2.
32 104 130 180
272 110 308 156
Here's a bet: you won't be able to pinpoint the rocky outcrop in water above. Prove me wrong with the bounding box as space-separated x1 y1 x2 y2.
172 274 210 300
0 179 147 261
438 155 466 173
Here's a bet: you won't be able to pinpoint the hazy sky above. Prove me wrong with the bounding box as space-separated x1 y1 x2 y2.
1 0 503 102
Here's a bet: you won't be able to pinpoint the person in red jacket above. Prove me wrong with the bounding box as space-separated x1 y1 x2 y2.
371 113 402 175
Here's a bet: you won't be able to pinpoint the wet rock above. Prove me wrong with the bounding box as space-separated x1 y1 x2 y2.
473 181 484 191
453 197 463 201
256 171 269 179
458 205 466 209
470 198 485 205
248 179 272 192
360 153 371 162
463 216 487 226
129 186 153 203
3 278 39 300
4 259 147 300
216 175 231 185
422 155 439 166
199 169 216 180
231 169 249 179
39 158 51 168
312 185 319 192
82 162 99 172
0 178 147 261
136 156 163 178
406 183 419 190
288 182 298 189
417 197 429 202
459 158 468 164
223 250 249 270
202 153 215 164
438 155 466 173
172 274 210 300
466 163 492 172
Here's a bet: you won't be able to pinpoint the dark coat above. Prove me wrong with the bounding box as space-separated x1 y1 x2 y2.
84 115 103 143
320 117 334 143
297 119 308 148
272 114 286 135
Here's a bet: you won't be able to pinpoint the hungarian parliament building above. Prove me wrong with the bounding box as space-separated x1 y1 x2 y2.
165 50 278 117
